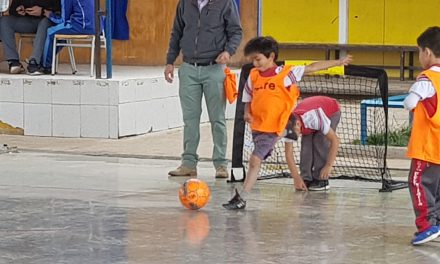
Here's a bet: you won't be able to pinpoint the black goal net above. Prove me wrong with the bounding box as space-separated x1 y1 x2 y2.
230 63 407 192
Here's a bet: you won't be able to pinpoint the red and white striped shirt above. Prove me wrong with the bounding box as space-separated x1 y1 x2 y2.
293 96 340 135
406 65 439 117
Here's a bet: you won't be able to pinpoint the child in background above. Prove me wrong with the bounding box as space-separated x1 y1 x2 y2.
222 36 352 210
284 96 341 191
403 26 440 245
41 0 95 72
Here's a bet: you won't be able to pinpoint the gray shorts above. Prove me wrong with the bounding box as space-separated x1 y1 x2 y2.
252 132 279 160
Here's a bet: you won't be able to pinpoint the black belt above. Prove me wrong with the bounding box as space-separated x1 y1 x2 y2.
186 61 217 67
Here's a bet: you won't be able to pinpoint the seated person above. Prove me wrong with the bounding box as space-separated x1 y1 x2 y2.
0 0 60 75
41 0 95 72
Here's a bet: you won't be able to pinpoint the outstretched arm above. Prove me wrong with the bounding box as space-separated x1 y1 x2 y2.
304 55 353 75
320 128 339 179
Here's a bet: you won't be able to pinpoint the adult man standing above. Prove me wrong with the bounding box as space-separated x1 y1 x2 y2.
164 0 242 178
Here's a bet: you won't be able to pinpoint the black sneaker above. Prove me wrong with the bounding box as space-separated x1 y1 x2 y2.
222 189 246 210
304 180 313 188
26 58 43 75
308 180 330 191
8 60 25 74
41 67 52 75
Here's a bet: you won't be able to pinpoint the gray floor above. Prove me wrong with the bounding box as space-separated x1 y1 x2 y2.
1 151 439 264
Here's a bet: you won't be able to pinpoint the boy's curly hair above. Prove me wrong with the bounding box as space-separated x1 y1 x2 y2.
244 36 279 61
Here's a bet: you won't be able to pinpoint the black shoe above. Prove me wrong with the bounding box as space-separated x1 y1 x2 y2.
223 189 246 210
8 60 25 74
41 67 51 75
27 58 43 75
308 180 330 191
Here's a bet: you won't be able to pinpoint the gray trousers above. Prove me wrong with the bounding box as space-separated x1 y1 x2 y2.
0 15 53 64
178 62 227 169
300 111 341 182
408 159 440 232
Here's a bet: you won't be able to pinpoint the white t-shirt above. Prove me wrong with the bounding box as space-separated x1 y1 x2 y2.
300 107 332 135
284 107 332 143
242 65 306 103
198 0 209 11
404 65 439 110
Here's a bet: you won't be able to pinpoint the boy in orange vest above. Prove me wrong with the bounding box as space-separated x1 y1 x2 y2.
403 26 440 245
223 36 352 210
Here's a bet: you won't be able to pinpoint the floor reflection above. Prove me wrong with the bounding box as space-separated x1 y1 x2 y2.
0 152 436 264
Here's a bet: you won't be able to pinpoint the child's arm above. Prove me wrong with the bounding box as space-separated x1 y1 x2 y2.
320 128 340 179
403 78 435 110
403 93 421 110
242 77 253 123
244 103 253 123
304 55 353 75
285 142 308 191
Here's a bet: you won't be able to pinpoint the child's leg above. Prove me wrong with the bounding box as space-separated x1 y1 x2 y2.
409 159 440 232
242 132 277 194
223 132 277 210
243 154 262 193
300 134 313 182
409 159 440 245
312 111 341 180
42 24 85 69
311 132 329 181
435 174 440 226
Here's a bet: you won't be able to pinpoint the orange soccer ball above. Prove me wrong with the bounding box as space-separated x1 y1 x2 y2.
179 179 211 210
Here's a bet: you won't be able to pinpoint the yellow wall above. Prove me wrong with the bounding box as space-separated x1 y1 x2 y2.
347 0 440 77
383 0 440 45
261 0 339 43
264 0 440 45
263 0 440 78
349 0 440 45
349 0 385 44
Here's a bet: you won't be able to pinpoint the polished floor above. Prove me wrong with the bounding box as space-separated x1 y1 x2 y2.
0 152 438 264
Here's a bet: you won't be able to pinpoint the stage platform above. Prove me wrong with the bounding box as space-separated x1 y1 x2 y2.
0 64 237 139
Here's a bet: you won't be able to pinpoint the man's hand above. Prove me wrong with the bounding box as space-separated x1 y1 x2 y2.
320 164 332 179
164 64 174 83
215 51 231 65
25 6 43 17
16 5 26 16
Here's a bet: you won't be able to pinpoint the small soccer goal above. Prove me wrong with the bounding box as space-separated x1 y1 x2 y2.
230 63 408 192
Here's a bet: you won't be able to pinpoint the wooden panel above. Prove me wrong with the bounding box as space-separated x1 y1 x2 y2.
230 0 258 65
261 0 339 43
111 0 179 65
19 0 258 66
104 0 256 66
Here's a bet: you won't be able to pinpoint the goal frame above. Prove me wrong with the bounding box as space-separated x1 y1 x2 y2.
229 63 407 192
